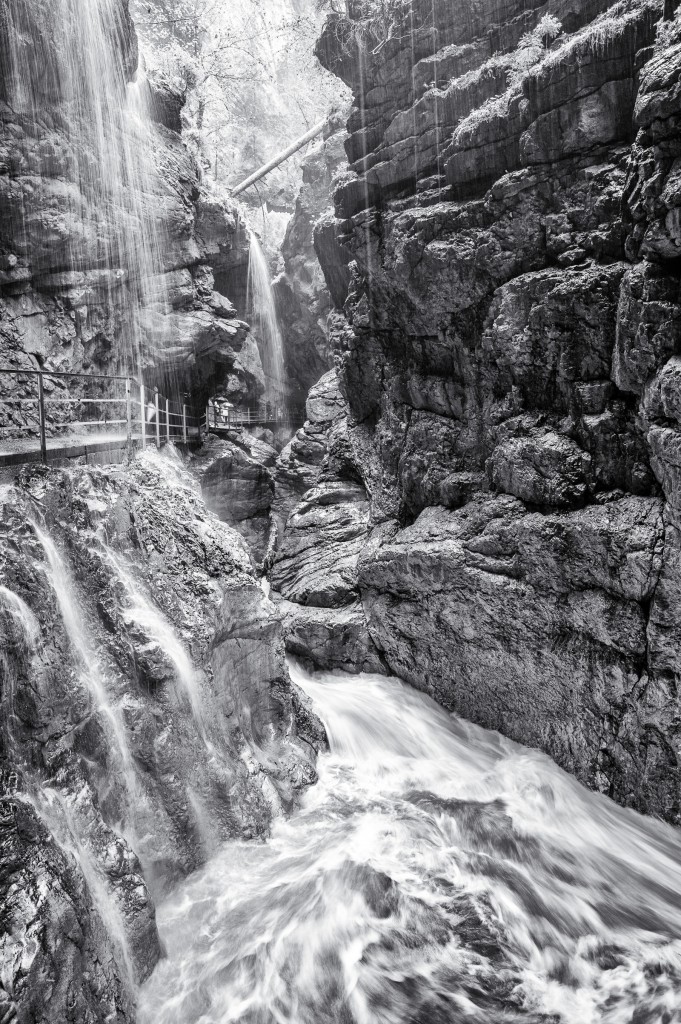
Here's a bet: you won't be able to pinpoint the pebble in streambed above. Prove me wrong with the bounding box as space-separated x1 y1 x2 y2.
139 659 681 1024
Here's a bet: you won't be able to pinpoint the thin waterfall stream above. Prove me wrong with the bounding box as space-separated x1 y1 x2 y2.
100 545 208 737
138 660 681 1023
32 525 138 795
247 233 287 415
3 0 172 375
37 786 139 989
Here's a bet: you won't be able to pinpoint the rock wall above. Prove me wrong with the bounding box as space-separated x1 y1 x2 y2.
192 431 279 571
307 0 681 821
0 451 321 1021
273 112 352 407
0 0 265 431
271 369 385 673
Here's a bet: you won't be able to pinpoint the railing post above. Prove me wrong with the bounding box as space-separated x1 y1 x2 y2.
140 381 146 449
126 377 132 454
154 387 160 449
37 371 47 464
205 403 209 437
182 403 187 444
165 397 170 444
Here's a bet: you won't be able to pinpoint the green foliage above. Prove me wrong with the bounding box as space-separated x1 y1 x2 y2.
507 14 562 87
132 0 345 209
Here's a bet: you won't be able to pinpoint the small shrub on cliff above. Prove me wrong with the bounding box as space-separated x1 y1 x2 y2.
450 15 561 147
316 0 411 53
656 9 681 48
452 91 512 146
539 1 641 72
507 15 562 87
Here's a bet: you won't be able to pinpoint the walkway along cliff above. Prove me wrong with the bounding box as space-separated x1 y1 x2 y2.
6 0 681 1019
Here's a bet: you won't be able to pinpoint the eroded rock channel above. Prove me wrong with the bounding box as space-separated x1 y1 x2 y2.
4 0 681 1019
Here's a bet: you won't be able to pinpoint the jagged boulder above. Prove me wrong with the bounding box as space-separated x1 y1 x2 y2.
273 369 347 536
271 370 384 674
191 434 276 569
486 430 592 507
0 449 322 1022
359 494 670 816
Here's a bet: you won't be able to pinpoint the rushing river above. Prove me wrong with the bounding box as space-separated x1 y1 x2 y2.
139 661 681 1024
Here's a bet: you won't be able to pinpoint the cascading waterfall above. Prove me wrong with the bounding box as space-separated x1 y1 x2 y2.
247 233 287 415
1 0 170 372
186 786 220 859
101 546 208 740
36 787 138 990
32 525 140 805
0 585 39 644
139 659 681 1024
0 584 39 753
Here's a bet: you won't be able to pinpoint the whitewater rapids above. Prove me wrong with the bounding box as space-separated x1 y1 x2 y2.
139 661 681 1023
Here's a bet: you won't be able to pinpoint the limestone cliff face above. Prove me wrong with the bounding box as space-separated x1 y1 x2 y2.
273 114 352 407
271 369 385 674
306 0 681 821
0 0 264 424
0 452 321 1021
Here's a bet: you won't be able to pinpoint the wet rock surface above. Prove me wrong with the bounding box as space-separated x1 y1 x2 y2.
272 371 385 674
191 433 277 570
0 790 136 1024
298 0 681 819
273 113 351 407
0 0 262 433
358 494 669 814
0 448 321 1021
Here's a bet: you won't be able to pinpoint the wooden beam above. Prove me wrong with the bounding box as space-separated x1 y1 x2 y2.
232 119 327 196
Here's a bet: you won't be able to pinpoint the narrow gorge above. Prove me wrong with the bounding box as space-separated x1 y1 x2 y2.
3 0 681 1020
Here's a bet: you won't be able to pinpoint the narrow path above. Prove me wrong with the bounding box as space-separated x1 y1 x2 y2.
0 431 142 466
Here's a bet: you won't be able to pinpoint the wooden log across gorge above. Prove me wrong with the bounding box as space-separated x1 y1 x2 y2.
231 119 327 196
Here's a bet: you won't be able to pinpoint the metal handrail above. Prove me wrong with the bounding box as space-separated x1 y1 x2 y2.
44 397 130 404
209 406 306 428
0 363 300 465
0 365 131 381
0 367 207 463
